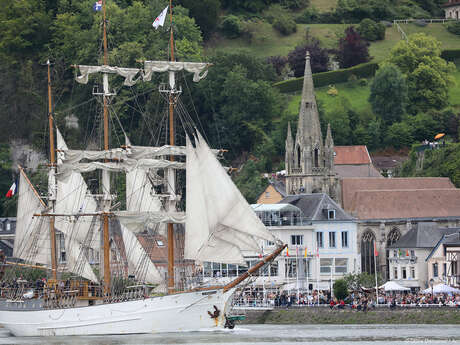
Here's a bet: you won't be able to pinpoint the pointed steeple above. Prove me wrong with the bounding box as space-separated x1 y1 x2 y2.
325 123 334 148
295 50 323 150
285 122 293 173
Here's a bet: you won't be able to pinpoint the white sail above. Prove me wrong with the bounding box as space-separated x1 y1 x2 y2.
64 235 99 282
76 65 141 86
120 224 162 284
55 128 100 281
13 170 51 266
185 133 278 265
143 61 210 83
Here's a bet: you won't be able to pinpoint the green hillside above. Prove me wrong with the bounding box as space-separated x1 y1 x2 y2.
207 23 460 62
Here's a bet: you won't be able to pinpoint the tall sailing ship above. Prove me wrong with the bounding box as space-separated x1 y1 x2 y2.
0 0 285 337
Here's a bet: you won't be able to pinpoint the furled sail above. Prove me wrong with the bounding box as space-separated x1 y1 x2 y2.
75 65 141 86
13 169 51 266
143 61 210 83
185 133 278 265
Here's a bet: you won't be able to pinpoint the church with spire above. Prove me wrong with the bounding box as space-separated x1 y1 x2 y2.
284 52 341 204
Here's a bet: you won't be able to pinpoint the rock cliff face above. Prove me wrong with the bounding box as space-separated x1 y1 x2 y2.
10 140 46 172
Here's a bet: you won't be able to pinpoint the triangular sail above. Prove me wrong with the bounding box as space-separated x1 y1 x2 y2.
123 135 164 284
185 132 278 265
13 170 51 266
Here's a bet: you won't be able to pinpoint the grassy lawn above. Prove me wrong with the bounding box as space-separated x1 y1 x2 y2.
449 63 460 109
286 82 372 116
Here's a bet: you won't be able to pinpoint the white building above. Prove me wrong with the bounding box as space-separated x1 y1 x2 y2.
388 222 459 291
200 194 359 294
443 0 460 19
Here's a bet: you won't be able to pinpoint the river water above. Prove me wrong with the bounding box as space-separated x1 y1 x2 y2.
0 324 459 345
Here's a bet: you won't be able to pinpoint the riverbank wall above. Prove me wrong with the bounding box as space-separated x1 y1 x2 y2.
240 307 460 324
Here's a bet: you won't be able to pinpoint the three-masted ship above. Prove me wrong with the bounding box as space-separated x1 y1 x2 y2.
0 0 285 336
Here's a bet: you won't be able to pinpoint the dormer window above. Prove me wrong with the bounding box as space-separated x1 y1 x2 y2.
328 209 336 220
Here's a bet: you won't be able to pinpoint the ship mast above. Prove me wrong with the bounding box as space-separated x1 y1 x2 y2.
47 60 58 281
102 0 111 295
167 0 176 294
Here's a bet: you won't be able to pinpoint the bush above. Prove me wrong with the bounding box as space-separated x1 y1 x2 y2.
220 15 242 38
333 279 348 301
414 19 428 27
273 15 297 35
359 78 368 86
441 49 460 61
357 18 386 41
296 6 321 24
447 21 460 35
327 85 338 96
273 62 379 93
282 0 310 9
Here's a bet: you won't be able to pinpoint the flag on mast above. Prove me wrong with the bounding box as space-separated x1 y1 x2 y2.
5 181 16 198
374 241 379 257
153 6 168 29
93 1 102 11
304 247 307 258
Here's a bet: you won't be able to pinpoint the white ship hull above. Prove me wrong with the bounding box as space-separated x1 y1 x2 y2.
0 288 235 337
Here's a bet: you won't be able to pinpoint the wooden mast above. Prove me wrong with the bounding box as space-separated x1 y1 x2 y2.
102 0 111 295
47 60 58 281
167 0 175 294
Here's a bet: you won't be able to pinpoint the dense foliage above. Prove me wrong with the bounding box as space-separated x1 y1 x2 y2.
357 18 386 42
337 27 370 69
369 64 408 126
287 38 329 77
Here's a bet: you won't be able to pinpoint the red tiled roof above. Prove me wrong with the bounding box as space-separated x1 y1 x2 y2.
341 177 456 211
348 189 460 219
334 146 371 165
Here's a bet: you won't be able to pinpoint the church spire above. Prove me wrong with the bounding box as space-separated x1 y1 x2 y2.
325 123 334 148
285 121 293 173
295 51 323 150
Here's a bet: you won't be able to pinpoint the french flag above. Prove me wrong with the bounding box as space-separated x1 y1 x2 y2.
6 182 16 198
93 1 102 11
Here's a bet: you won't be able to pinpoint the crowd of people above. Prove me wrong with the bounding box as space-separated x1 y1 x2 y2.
233 288 460 310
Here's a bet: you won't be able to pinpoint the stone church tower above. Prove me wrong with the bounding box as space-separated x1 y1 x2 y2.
285 52 341 203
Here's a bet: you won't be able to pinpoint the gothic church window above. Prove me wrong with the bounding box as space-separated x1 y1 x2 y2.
314 148 319 167
297 146 301 167
361 230 376 274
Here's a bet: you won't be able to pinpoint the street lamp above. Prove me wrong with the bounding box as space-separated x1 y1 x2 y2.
429 278 435 300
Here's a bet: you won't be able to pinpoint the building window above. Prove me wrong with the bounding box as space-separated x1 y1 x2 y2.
265 191 270 198
433 263 438 277
335 258 348 274
266 240 275 247
410 250 415 257
304 259 310 277
320 258 332 274
443 263 447 278
328 210 336 220
270 261 278 276
410 267 415 279
393 267 398 279
393 250 397 257
402 267 407 279
285 258 297 278
329 232 336 248
6 223 10 231
156 240 164 246
291 235 303 246
341 231 348 248
361 230 376 275
316 232 323 248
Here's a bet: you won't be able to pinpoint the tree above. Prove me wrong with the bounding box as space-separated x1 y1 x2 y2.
266 55 288 76
287 39 329 77
344 272 384 291
333 279 349 300
385 122 414 149
387 33 455 113
357 18 385 41
369 64 408 126
176 0 221 40
336 26 370 68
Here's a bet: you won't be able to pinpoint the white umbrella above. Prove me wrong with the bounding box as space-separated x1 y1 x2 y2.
422 283 460 294
379 281 410 292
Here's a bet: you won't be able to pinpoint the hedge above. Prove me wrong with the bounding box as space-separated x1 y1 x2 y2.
273 62 379 93
441 49 460 61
